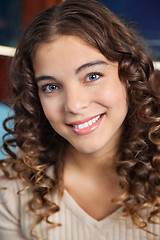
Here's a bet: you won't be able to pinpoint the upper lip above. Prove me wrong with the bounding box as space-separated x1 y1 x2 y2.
66 113 104 126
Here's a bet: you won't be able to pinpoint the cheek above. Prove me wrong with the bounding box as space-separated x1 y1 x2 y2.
40 98 61 123
96 83 127 108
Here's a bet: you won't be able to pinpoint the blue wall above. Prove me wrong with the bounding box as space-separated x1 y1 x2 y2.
0 0 21 47
0 104 14 159
99 0 160 60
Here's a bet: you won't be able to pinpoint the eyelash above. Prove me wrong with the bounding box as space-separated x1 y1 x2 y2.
41 84 59 93
40 72 103 93
85 72 103 82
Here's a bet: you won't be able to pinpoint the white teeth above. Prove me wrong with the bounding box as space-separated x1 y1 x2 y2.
92 118 96 123
88 120 92 126
79 124 83 129
84 122 89 128
73 115 101 129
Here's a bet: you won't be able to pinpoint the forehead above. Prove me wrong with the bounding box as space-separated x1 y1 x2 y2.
33 35 117 74
34 35 102 59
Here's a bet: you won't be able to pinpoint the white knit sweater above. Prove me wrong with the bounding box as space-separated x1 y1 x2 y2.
0 176 159 240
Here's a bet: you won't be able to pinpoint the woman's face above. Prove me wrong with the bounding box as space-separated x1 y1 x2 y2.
33 35 128 156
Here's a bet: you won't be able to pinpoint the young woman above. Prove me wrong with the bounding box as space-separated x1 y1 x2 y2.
0 0 160 239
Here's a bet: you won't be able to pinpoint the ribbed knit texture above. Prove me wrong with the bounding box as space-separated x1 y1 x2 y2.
0 177 159 240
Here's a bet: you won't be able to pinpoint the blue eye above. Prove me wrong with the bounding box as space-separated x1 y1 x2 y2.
86 72 102 82
42 84 59 92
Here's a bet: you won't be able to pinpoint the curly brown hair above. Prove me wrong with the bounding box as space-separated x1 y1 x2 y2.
1 0 160 238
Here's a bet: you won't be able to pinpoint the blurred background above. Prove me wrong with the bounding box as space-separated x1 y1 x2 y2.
0 0 160 58
0 0 160 158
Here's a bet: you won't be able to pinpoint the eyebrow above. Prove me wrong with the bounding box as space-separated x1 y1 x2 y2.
75 60 108 75
35 75 56 83
35 60 108 83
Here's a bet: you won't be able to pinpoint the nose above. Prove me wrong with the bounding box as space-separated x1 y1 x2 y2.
64 86 89 114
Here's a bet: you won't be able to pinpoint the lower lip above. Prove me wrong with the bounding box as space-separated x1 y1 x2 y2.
70 114 104 135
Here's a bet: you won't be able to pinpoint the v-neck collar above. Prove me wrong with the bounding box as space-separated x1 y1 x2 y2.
63 189 123 229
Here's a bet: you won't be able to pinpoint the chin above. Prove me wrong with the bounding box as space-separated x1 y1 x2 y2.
72 141 105 155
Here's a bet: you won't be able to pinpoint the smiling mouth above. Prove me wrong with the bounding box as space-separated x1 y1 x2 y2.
73 115 101 129
68 114 104 129
67 113 105 135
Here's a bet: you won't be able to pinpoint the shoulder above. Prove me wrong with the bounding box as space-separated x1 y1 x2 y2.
0 176 26 237
0 166 59 239
0 176 26 214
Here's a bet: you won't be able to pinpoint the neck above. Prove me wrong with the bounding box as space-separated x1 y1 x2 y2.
63 142 122 221
64 144 119 180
